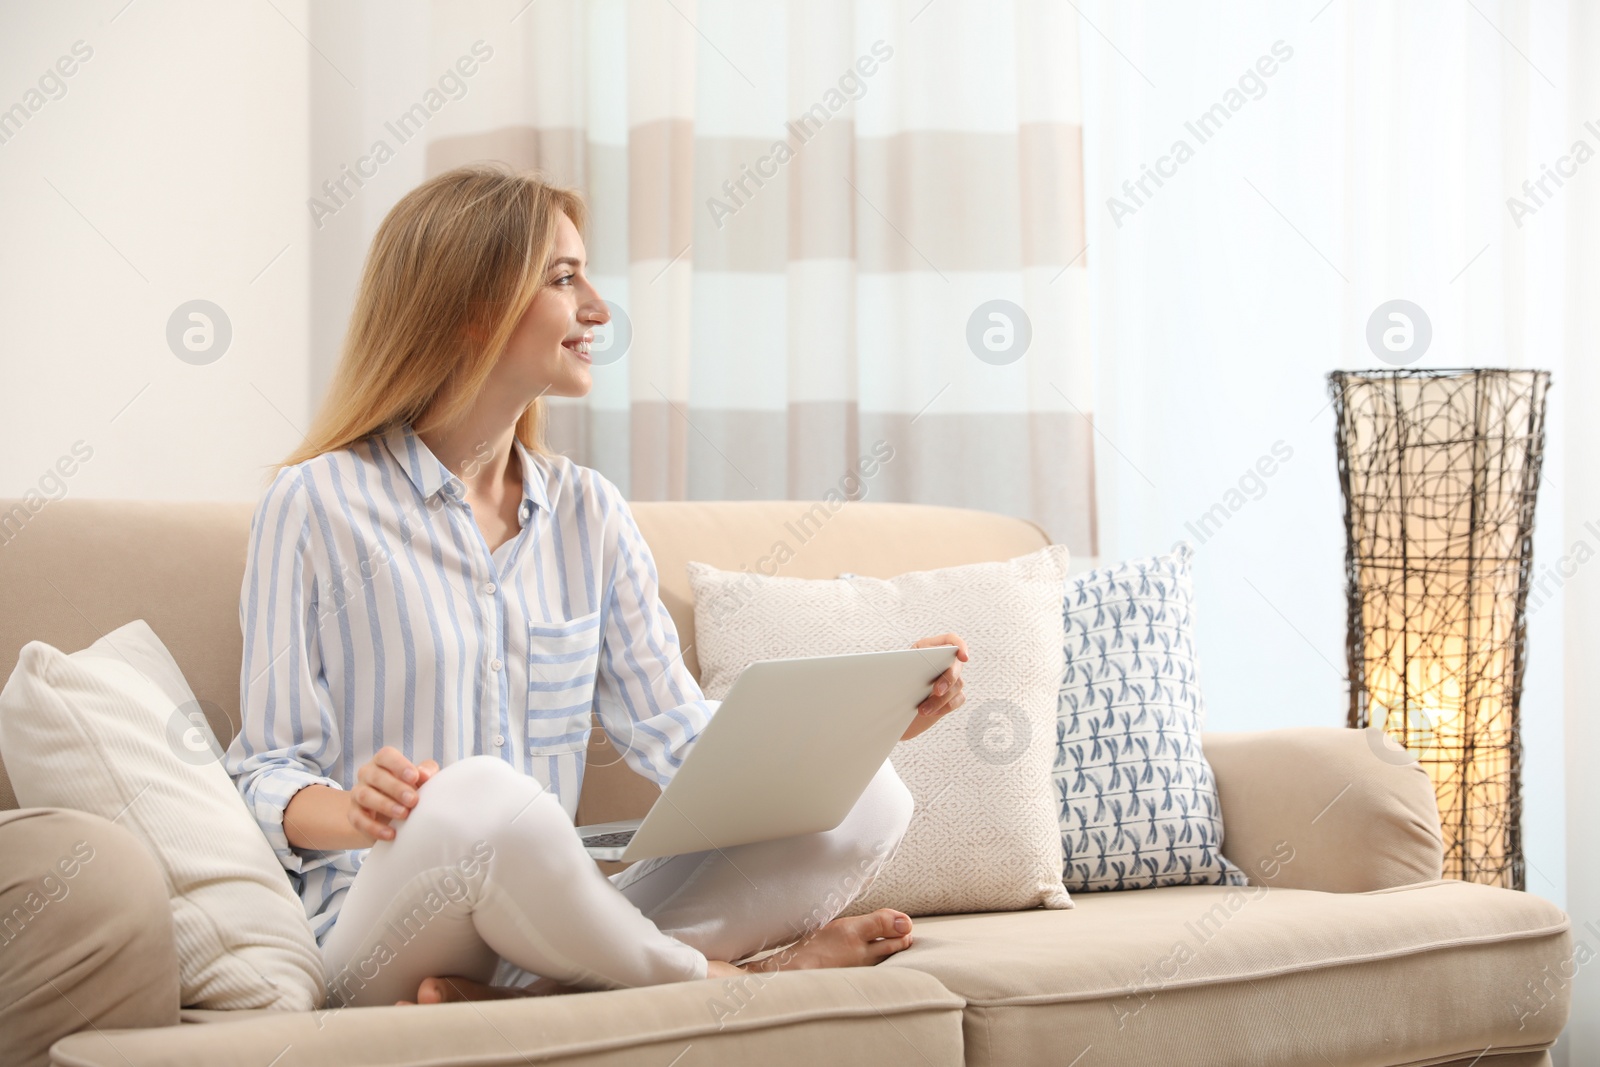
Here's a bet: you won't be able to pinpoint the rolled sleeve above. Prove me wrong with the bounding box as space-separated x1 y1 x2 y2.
592 494 716 788
224 467 346 879
233 762 342 876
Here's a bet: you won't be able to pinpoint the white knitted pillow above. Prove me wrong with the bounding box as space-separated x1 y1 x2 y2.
0 620 324 1010
688 546 1072 917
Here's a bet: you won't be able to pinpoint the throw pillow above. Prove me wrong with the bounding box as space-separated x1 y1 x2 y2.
1055 544 1246 891
0 620 325 1010
689 546 1073 917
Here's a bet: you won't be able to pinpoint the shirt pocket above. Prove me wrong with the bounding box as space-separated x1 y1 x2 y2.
526 609 602 753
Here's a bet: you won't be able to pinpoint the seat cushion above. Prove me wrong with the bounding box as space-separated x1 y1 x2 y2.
886 881 1571 1067
48 968 966 1067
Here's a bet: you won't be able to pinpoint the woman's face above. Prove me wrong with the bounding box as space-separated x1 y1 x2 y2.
499 211 607 400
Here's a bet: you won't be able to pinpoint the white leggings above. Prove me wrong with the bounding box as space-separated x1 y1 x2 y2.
320 755 914 1006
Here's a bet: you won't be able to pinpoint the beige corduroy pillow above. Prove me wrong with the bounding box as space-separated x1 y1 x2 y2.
687 545 1072 917
0 620 324 1010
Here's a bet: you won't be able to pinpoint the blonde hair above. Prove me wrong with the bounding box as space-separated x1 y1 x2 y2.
273 163 589 477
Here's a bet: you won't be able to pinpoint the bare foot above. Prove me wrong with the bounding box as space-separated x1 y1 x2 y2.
396 975 575 1005
747 908 914 973
401 909 917 1002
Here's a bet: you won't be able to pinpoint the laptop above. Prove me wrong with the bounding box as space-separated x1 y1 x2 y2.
576 644 959 864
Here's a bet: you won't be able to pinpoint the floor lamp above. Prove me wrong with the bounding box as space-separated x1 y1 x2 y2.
1329 368 1550 889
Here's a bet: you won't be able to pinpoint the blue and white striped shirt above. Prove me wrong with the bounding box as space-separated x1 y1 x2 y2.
224 422 716 945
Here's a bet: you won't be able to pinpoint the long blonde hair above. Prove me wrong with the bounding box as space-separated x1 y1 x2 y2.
274 163 589 477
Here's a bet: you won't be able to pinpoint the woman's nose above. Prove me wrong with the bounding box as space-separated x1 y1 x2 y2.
582 295 610 328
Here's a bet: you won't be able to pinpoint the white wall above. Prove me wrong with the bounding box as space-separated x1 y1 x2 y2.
304 0 433 408
0 0 309 503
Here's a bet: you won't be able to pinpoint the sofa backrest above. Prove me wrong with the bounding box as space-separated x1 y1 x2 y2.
0 498 1051 819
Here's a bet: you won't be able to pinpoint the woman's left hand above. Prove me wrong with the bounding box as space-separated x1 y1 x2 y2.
901 633 969 741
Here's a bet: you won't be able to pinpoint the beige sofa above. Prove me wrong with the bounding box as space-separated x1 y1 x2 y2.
0 498 1573 1067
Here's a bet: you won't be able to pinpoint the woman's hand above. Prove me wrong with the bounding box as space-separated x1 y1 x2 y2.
901 633 969 741
349 746 440 844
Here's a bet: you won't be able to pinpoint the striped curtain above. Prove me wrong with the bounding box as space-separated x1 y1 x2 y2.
426 0 1095 553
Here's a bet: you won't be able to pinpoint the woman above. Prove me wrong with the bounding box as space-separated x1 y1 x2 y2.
224 164 969 1007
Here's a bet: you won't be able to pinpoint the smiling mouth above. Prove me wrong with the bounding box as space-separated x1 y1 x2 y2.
561 337 592 363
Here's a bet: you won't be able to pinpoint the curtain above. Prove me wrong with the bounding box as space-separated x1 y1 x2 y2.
1081 2 1590 1053
421 0 1096 553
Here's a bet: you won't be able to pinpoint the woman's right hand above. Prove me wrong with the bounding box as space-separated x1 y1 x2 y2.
349 746 440 843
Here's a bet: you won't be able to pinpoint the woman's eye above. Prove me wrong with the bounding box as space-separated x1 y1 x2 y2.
553 274 575 286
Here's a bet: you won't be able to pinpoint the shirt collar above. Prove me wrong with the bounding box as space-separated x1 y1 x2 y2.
511 433 551 517
381 422 549 522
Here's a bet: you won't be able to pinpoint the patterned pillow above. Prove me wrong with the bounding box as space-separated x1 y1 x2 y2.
1055 544 1246 892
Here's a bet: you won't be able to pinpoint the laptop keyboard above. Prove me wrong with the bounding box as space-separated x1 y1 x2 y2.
580 830 637 849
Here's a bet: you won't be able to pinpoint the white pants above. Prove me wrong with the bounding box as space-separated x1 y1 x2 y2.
320 755 914 1006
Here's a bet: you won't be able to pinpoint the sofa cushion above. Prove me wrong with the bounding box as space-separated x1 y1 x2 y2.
1056 544 1244 891
885 881 1571 1067
689 547 1072 918
0 620 325 1011
48 968 966 1067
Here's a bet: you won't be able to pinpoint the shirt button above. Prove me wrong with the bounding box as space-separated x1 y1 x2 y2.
483 582 497 595
490 658 503 672
494 734 505 747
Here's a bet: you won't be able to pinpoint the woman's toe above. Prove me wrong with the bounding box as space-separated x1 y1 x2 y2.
868 908 912 940
868 933 914 959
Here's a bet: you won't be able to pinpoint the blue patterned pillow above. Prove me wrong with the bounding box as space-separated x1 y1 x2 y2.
1055 544 1246 892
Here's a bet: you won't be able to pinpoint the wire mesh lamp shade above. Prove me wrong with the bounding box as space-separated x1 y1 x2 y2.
1329 368 1549 890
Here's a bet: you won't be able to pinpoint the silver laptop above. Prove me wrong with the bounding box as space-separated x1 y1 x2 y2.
576 644 959 864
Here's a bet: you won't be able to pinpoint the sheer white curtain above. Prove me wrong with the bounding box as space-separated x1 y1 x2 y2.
1081 0 1594 1056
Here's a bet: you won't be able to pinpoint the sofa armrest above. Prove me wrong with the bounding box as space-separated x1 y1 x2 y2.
1204 726 1445 893
0 808 180 1067
50 968 965 1067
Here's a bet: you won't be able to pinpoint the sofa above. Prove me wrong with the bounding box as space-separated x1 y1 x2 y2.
0 497 1573 1067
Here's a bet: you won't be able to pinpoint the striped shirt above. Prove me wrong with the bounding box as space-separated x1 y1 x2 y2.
224 422 716 945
